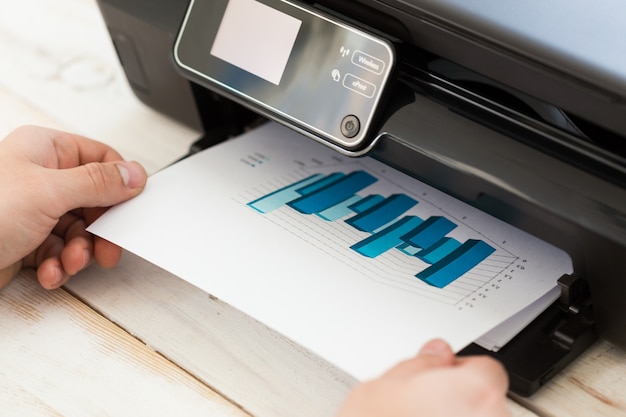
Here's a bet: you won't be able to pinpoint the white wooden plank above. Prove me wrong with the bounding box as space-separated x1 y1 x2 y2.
514 341 626 416
0 271 250 417
509 401 541 417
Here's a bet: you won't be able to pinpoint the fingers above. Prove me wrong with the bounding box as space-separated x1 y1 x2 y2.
382 339 455 378
337 339 509 417
22 232 68 289
34 235 91 289
37 257 71 289
92 236 123 269
382 339 507 397
419 338 455 356
456 355 510 395
22 212 123 289
0 126 143 291
81 206 123 268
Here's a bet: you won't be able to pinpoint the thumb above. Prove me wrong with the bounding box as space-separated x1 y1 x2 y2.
382 339 455 378
418 338 455 357
52 160 147 212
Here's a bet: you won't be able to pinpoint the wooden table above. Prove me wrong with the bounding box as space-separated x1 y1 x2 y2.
1 1 625 416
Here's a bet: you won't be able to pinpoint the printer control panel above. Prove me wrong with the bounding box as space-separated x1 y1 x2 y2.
174 0 395 153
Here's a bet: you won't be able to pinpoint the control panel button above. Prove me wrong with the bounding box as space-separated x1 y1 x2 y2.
352 50 385 75
341 115 360 138
343 74 376 98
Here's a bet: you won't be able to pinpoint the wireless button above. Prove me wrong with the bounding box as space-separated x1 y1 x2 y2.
352 50 385 75
341 115 360 138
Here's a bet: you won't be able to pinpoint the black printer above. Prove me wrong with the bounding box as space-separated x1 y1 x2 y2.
96 0 626 396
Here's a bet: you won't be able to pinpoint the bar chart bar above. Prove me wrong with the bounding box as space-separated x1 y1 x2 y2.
345 194 418 233
417 240 496 288
402 216 457 250
296 172 345 195
416 237 462 264
398 243 421 256
288 171 378 214
317 195 363 221
348 194 385 214
248 174 325 213
351 216 423 258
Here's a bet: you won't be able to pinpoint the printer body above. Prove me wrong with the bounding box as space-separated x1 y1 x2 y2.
96 0 626 396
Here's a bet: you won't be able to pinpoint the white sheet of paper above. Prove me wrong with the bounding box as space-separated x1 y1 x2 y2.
89 122 572 381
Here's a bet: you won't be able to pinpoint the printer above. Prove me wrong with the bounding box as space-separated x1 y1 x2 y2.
96 0 626 397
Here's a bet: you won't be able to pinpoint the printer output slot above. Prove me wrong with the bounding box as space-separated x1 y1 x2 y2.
392 55 626 188
426 59 626 165
563 113 626 160
425 59 591 143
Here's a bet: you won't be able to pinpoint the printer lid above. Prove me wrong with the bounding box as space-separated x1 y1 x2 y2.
404 0 626 92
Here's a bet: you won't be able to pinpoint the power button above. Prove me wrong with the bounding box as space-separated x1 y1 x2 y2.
341 115 360 138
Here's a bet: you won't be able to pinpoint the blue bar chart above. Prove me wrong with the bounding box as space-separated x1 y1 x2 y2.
248 171 497 289
345 194 417 232
288 171 377 214
352 216 424 258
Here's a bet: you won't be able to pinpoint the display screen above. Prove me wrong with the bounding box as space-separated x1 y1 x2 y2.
210 0 302 85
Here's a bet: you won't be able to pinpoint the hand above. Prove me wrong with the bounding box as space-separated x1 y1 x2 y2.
336 339 511 417
0 125 147 290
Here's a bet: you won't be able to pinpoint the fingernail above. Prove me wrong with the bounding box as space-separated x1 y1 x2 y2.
81 249 91 270
116 161 146 188
50 265 65 288
419 339 451 355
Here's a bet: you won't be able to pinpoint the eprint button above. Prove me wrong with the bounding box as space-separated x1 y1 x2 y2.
352 50 385 75
341 115 360 138
343 74 376 98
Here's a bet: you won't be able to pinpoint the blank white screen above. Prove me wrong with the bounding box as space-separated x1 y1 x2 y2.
211 0 302 85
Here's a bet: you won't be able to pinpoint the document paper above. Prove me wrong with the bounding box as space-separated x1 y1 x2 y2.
89 122 572 381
